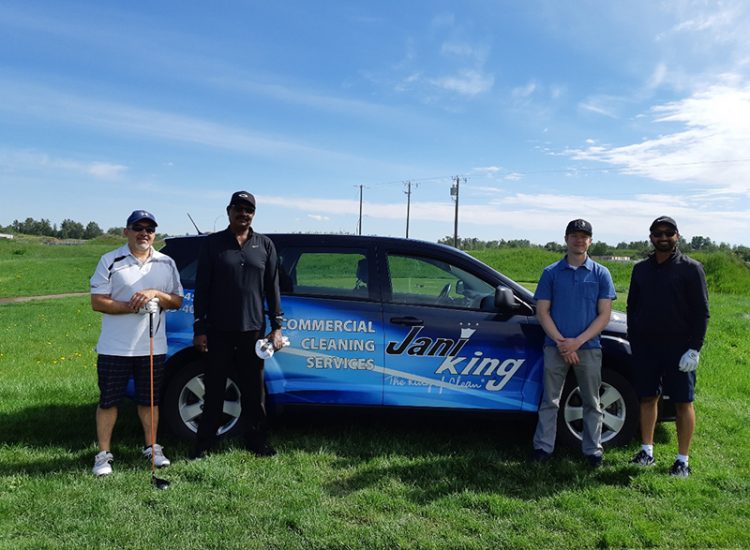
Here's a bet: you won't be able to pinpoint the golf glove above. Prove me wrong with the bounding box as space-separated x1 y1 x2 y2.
255 336 290 359
139 297 160 315
678 349 700 372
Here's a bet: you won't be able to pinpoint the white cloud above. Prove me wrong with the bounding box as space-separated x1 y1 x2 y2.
441 42 475 57
431 70 494 96
570 82 750 195
0 148 127 180
646 63 668 90
0 79 368 165
472 166 501 174
87 162 127 179
512 81 537 99
307 214 330 222
578 99 618 118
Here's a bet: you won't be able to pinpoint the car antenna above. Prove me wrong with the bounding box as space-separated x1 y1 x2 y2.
186 213 204 235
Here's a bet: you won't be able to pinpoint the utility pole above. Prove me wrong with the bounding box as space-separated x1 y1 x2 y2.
357 184 364 235
450 175 460 248
404 181 412 238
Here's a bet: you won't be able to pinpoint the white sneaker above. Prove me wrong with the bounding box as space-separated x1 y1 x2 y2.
93 451 114 476
143 444 171 467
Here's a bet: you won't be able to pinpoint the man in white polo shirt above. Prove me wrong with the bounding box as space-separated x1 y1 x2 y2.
89 210 183 476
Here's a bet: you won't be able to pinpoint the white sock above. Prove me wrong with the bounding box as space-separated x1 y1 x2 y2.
677 454 689 465
642 444 654 457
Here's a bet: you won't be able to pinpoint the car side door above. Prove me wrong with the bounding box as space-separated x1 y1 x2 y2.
380 245 544 411
264 242 385 406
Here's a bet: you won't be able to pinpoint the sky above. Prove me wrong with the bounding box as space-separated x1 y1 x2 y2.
1 0 749 246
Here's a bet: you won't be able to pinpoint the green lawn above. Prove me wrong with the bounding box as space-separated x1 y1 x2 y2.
1 241 749 548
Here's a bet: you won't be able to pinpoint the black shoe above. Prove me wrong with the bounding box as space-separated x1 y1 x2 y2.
630 449 656 467
585 454 603 468
249 441 277 457
189 441 213 460
530 448 553 463
669 459 691 478
245 433 277 457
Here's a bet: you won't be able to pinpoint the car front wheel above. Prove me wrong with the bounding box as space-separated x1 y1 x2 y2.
557 367 639 448
161 359 243 440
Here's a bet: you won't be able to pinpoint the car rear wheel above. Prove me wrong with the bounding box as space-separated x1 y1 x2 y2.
162 359 243 440
557 367 638 448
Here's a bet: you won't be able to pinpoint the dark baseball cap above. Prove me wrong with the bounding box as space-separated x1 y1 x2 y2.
565 218 592 236
229 191 256 207
650 216 678 232
126 210 158 227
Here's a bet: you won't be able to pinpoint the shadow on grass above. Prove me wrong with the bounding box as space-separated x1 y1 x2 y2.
0 401 180 475
273 408 641 502
1 402 664 496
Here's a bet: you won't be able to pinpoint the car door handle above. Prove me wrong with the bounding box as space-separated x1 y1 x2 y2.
390 316 423 326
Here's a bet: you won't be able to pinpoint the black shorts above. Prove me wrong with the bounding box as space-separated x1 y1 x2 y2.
631 340 695 402
97 354 166 408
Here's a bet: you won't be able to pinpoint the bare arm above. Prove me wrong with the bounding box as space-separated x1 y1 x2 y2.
91 291 182 315
91 294 133 314
128 289 183 311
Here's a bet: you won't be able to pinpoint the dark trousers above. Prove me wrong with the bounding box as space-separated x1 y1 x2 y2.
195 330 267 447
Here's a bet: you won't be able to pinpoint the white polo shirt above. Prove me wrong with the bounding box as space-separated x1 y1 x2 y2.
90 244 183 356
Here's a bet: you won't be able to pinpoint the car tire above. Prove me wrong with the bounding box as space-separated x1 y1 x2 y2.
557 367 639 449
161 359 243 440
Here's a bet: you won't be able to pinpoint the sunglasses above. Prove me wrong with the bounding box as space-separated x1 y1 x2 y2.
651 230 676 238
130 225 156 234
231 204 255 214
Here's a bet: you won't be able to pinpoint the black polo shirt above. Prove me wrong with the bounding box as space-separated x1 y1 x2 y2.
626 249 709 350
193 228 283 335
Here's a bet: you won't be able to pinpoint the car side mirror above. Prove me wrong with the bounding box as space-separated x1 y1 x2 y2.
494 286 519 312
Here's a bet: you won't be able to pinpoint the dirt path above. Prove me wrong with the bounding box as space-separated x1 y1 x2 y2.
0 292 89 305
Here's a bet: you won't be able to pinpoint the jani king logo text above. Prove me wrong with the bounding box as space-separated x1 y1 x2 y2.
385 325 524 392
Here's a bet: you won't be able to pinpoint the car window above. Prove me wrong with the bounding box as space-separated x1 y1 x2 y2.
160 240 199 288
282 249 371 300
177 259 197 289
386 253 496 310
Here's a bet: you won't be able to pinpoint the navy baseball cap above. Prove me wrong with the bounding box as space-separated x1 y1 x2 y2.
229 191 256 207
650 216 678 232
565 219 592 236
126 210 158 227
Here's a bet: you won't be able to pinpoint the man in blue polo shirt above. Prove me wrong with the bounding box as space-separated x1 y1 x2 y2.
531 219 616 467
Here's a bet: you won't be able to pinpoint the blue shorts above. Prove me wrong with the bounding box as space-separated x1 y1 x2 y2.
97 354 166 408
630 339 695 402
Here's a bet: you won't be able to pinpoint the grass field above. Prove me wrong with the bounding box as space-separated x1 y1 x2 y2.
1 241 749 548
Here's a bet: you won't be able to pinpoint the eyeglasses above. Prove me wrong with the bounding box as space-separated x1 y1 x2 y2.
231 204 255 214
130 225 156 234
651 230 676 238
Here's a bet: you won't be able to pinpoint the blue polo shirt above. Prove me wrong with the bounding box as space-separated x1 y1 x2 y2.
534 255 616 349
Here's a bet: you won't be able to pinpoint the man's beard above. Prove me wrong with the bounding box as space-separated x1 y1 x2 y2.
653 240 676 252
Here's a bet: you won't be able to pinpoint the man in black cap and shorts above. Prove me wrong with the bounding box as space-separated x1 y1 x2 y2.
627 216 709 477
191 191 285 458
89 210 183 476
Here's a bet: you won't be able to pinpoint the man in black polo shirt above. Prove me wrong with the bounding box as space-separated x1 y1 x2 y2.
191 191 285 458
627 216 709 477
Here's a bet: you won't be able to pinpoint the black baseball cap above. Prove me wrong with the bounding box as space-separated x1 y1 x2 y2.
126 210 158 227
229 191 256 207
650 216 678 232
565 219 592 236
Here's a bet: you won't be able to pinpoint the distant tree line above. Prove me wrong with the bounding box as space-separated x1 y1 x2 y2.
1 217 110 240
439 235 750 263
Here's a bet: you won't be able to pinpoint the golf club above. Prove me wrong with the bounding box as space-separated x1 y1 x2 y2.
149 305 170 490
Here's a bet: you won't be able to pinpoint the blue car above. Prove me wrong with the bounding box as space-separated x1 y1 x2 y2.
158 234 671 448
